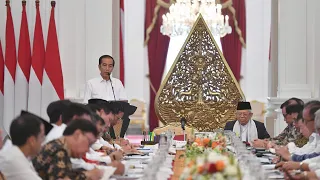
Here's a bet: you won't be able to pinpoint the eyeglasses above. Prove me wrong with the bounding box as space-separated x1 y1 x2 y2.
83 133 95 146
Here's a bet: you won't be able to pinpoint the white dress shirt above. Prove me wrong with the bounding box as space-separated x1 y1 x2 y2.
91 139 104 150
288 133 319 155
70 158 95 170
303 156 320 178
99 137 122 150
86 148 112 164
83 76 127 103
44 123 67 144
240 123 249 142
0 145 42 180
91 137 121 151
0 139 12 152
71 147 113 170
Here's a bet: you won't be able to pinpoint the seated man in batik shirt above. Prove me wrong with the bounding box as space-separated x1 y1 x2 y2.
32 119 103 180
253 99 307 148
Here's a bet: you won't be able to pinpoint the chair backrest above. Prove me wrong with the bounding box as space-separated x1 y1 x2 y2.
113 120 123 139
128 99 146 132
129 99 146 119
250 100 266 123
153 122 197 140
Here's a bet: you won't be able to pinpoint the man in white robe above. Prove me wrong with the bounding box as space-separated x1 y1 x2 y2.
224 102 270 142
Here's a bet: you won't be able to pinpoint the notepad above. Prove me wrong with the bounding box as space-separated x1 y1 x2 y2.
262 164 275 170
258 157 270 163
268 175 284 179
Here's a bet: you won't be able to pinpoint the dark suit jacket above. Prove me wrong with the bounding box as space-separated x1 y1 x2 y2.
224 120 270 139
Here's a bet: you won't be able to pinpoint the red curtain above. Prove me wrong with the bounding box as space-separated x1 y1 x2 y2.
221 0 246 81
145 1 170 131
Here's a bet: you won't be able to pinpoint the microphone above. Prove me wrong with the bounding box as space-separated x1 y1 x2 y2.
109 75 116 101
180 117 186 131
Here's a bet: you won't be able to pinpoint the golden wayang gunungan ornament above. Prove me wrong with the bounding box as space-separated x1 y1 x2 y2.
155 14 245 131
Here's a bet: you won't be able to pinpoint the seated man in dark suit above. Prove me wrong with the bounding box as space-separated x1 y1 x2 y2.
224 102 270 142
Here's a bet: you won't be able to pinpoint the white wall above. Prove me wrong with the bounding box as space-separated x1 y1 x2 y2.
124 0 148 101
240 0 271 103
267 0 320 135
123 0 150 128
0 0 118 100
277 0 320 98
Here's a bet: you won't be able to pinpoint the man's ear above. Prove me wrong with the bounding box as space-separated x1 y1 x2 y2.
27 136 37 146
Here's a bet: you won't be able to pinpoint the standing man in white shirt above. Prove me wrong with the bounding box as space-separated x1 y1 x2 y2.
84 55 127 103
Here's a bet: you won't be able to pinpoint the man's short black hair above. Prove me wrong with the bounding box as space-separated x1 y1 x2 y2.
10 114 43 146
95 103 113 115
286 104 304 115
63 119 98 138
108 101 124 114
62 103 92 124
295 112 304 123
99 55 114 66
288 97 304 106
91 113 105 125
281 97 304 109
86 104 102 113
47 100 72 124
280 100 290 109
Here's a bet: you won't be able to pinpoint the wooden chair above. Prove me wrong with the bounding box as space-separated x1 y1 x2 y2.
153 122 198 141
250 100 266 123
129 99 146 131
112 120 123 139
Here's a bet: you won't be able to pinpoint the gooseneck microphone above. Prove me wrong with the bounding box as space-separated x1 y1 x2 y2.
180 117 186 131
180 117 186 141
107 72 116 101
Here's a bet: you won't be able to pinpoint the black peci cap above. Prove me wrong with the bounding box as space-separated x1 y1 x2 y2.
237 102 252 110
20 110 53 135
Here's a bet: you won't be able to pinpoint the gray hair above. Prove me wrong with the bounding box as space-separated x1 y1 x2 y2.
314 109 320 131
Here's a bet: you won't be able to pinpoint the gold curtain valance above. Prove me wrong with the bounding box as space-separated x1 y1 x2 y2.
144 0 246 48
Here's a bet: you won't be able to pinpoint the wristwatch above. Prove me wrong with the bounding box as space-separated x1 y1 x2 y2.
289 154 293 160
300 162 304 170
